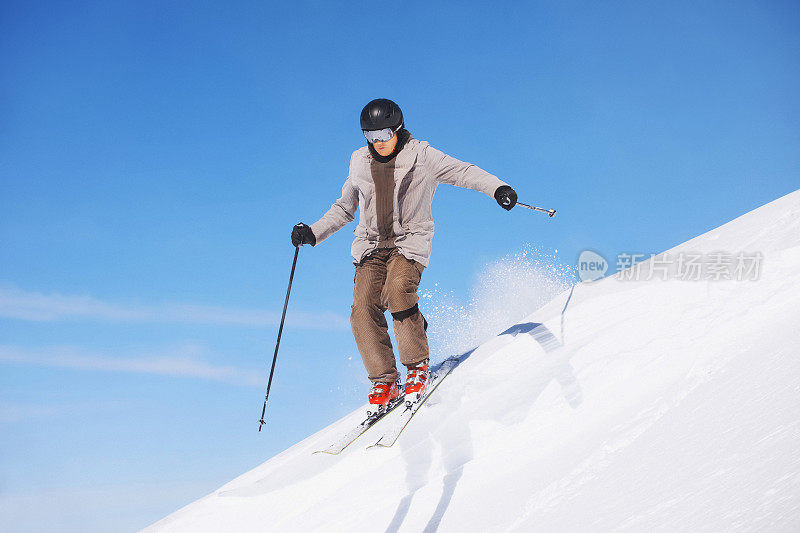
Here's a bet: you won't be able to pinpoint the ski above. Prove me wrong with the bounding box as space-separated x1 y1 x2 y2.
367 358 458 449
312 395 405 455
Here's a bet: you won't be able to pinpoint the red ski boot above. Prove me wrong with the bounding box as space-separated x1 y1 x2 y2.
368 381 400 406
404 359 430 397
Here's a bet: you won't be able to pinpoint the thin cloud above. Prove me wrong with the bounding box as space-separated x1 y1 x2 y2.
0 400 126 423
0 403 62 423
0 285 349 330
0 344 263 387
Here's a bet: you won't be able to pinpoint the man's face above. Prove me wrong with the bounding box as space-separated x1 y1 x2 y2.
372 133 398 157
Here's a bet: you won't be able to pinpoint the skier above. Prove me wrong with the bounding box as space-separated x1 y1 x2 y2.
291 98 517 407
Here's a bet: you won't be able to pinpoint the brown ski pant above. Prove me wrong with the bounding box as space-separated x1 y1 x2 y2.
351 248 429 383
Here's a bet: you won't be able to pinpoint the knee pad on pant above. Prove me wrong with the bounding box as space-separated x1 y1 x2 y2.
391 304 428 331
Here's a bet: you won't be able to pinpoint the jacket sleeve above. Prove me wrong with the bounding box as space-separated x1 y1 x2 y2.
424 144 508 197
308 173 359 244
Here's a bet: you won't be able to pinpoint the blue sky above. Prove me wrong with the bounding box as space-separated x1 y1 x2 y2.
1 1 798 530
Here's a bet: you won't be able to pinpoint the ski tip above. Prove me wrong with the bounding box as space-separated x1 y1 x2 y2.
312 449 340 456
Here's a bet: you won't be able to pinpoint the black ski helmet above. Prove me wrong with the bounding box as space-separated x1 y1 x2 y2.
360 98 403 131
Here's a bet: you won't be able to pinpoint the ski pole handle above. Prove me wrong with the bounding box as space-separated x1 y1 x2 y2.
516 201 557 217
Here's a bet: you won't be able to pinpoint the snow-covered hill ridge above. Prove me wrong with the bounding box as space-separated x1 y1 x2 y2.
147 189 800 532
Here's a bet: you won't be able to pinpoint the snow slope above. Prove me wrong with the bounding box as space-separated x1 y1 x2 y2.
147 190 800 532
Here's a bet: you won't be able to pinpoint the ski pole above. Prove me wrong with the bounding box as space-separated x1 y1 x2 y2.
258 245 300 432
515 201 556 217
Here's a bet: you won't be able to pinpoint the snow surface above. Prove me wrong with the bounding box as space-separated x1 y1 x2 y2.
146 190 800 532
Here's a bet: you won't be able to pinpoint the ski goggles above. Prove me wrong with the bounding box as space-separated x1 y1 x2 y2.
363 125 401 144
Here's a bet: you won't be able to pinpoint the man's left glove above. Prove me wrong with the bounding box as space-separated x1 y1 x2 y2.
291 223 316 247
494 185 518 211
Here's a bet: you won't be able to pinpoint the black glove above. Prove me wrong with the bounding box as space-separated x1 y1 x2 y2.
494 185 517 211
291 223 316 247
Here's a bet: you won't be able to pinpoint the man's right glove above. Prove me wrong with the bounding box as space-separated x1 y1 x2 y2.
494 185 518 211
291 223 316 247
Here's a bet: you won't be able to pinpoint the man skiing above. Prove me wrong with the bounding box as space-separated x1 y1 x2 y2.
291 98 517 408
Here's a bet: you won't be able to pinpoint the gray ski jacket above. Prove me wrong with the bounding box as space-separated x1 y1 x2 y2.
309 138 508 267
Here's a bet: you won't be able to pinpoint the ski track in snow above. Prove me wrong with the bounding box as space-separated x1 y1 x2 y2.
145 189 800 532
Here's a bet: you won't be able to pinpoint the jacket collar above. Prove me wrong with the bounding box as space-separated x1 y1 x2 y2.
392 136 418 179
